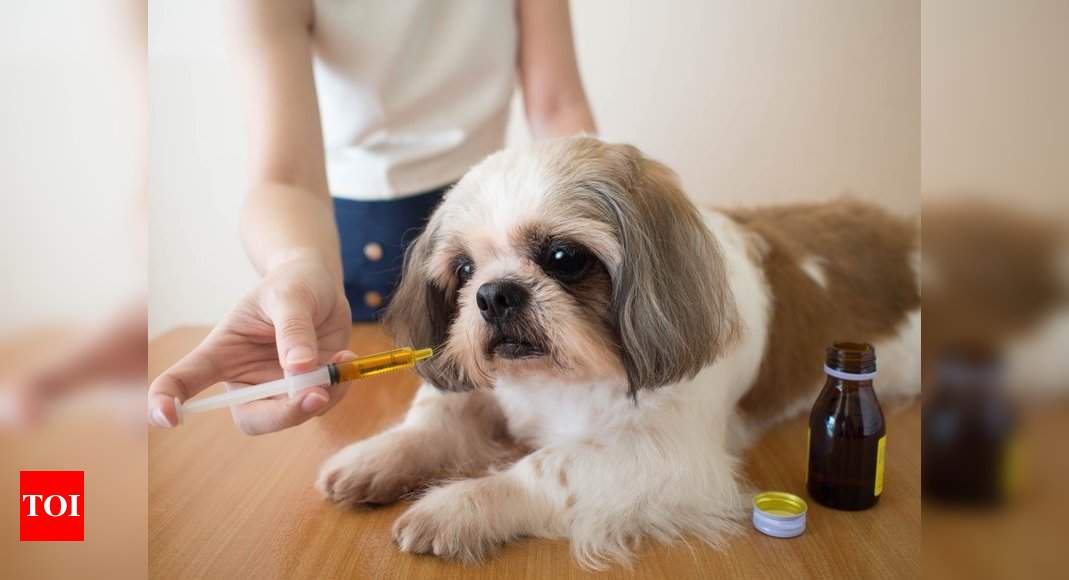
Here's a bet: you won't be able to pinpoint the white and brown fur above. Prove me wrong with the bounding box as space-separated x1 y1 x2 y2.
316 136 921 568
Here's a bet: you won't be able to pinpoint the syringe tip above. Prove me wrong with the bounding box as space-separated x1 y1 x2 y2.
413 348 433 362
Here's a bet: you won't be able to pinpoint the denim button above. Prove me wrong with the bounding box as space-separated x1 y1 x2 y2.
364 291 383 309
363 242 383 262
334 185 449 322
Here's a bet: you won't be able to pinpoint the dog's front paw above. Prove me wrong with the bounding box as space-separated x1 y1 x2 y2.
316 429 438 507
393 479 516 562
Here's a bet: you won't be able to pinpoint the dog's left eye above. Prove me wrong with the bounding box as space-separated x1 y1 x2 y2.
455 258 475 284
540 243 592 281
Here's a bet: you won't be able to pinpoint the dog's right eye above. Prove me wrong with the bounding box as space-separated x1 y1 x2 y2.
455 258 474 284
540 242 592 282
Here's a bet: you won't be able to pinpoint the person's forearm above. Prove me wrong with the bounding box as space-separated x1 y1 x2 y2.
230 0 337 280
240 182 343 280
517 0 597 140
528 97 597 139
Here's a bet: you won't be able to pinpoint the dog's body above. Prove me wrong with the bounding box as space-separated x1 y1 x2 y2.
317 137 920 568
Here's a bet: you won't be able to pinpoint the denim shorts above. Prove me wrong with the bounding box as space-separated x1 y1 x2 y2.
333 185 449 322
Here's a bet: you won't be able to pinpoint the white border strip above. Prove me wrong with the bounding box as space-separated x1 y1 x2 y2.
824 365 878 381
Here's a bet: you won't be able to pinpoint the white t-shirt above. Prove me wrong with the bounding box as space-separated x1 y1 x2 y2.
312 0 517 200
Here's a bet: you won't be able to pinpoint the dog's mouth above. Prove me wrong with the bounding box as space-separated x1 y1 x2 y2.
487 334 544 360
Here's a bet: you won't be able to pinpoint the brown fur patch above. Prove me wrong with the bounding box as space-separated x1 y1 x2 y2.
727 199 920 421
922 201 1066 375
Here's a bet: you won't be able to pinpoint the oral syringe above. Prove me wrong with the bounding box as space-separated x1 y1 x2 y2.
175 347 433 421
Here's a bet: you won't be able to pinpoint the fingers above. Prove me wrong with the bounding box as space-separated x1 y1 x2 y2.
228 385 331 435
229 350 356 435
322 349 355 411
263 293 321 375
147 346 221 428
330 349 358 365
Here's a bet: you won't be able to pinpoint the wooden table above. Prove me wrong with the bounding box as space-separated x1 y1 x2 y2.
1 328 148 580
149 325 920 579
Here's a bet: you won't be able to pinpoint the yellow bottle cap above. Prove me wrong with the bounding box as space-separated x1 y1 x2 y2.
752 491 808 538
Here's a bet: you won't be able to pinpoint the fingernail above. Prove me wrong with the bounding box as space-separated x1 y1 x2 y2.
152 407 173 428
286 346 316 366
301 391 329 413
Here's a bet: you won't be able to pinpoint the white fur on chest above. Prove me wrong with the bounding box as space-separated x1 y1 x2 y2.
493 376 634 447
493 211 773 449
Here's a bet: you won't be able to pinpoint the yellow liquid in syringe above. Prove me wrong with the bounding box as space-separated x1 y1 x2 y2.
329 347 434 383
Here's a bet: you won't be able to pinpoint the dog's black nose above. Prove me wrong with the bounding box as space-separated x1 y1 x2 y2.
476 280 529 322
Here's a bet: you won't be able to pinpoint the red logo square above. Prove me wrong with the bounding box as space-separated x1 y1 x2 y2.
19 470 84 542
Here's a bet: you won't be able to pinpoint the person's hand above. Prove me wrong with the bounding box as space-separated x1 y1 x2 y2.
148 256 353 434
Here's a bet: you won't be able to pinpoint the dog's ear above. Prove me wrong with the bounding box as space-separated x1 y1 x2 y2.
383 213 474 392
584 142 739 396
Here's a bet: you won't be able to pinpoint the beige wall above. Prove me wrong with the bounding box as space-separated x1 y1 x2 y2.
149 1 921 335
515 0 920 215
1 1 143 334
922 0 1068 209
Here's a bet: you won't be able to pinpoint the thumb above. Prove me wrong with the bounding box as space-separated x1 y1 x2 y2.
265 297 320 374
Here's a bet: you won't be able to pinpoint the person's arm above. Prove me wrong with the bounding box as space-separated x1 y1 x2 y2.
148 0 354 434
517 0 597 138
235 0 340 280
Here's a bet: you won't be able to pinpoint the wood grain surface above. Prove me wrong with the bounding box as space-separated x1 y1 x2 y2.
149 325 920 579
1 328 148 580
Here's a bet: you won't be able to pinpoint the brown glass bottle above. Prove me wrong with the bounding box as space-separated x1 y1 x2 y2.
922 345 1016 506
807 342 886 511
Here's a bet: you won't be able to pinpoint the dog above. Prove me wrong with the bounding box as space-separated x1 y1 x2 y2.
316 136 921 568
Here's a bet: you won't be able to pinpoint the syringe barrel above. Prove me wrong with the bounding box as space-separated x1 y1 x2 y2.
175 347 432 421
179 366 331 415
331 347 432 382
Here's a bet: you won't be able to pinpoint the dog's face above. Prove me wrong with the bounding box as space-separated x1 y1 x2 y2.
385 137 738 395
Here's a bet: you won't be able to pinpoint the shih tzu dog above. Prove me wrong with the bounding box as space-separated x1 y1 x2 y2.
316 136 921 567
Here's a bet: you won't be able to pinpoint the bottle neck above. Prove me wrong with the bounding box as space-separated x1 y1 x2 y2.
825 342 876 374
827 376 875 390
824 364 877 381
823 342 878 390
824 364 877 391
